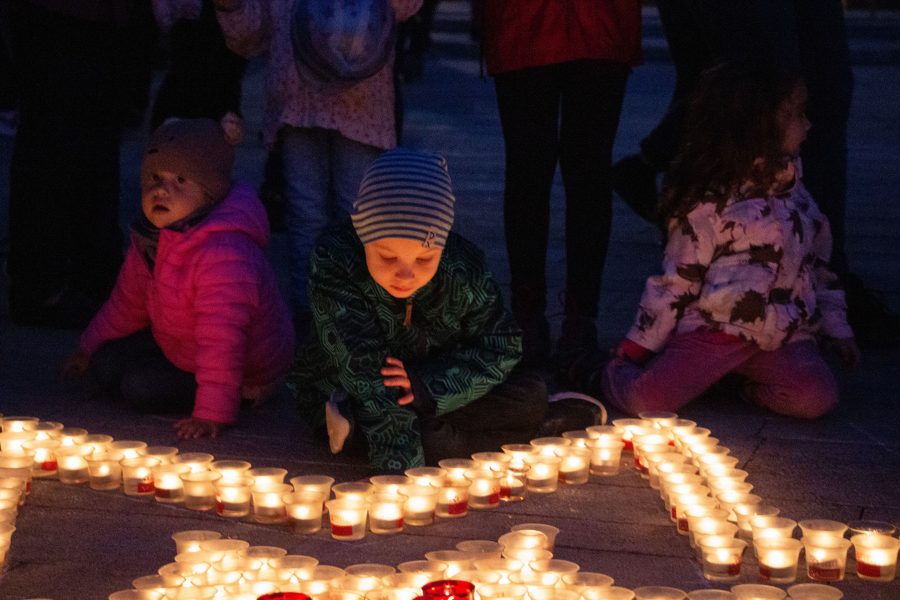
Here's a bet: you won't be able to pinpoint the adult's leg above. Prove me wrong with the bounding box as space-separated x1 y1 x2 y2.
330 132 382 219
733 340 839 419
419 368 547 465
601 329 758 416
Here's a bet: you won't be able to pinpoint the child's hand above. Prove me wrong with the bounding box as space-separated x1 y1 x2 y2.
63 350 90 377
381 356 414 406
830 337 861 369
174 417 223 440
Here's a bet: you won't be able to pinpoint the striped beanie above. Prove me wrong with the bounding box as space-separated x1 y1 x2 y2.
352 148 455 248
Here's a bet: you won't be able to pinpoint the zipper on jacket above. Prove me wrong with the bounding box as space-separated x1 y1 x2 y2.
404 297 413 328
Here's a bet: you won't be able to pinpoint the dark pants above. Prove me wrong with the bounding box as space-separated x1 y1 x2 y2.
495 60 629 320
90 330 196 415
419 368 548 465
6 1 124 313
643 0 853 274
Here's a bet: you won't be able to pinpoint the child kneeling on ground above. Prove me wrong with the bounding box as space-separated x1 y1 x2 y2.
67 119 295 439
290 149 596 473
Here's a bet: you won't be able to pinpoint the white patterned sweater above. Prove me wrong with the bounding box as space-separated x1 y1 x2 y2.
627 162 854 353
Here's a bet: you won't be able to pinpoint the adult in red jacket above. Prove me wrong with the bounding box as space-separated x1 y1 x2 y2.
483 0 641 371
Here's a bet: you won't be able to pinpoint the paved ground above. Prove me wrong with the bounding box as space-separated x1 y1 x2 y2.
1 3 898 598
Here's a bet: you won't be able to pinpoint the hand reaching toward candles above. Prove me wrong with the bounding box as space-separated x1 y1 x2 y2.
380 356 414 406
174 417 223 440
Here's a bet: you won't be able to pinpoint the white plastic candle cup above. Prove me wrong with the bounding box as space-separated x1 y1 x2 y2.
424 550 475 578
401 484 438 525
211 475 252 517
291 474 335 512
785 583 843 600
798 519 848 545
530 436 571 458
1 417 39 433
529 558 580 583
749 517 797 542
272 554 320 584
476 584 528 600
684 507 731 545
454 568 502 587
557 446 591 485
611 418 654 451
327 498 368 540
846 519 896 536
80 433 113 454
0 430 37 456
733 504 779 539
196 538 249 563
108 440 147 460
151 463 190 503
585 425 624 443
716 492 760 520
472 451 513 475
708 479 753 499
208 459 251 483
107 591 164 600
632 433 669 473
364 589 420 600
251 483 292 523
179 470 221 510
466 468 502 509
674 494 717 529
501 444 536 471
244 466 286 489
366 492 406 534
333 481 374 501
687 518 737 549
511 523 559 550
657 469 702 503
699 538 747 581
138 445 179 465
753 537 802 584
500 467 528 502
396 559 448 584
57 427 88 447
282 489 326 532
131 574 170 593
728 584 785 600
524 454 561 493
473 557 524 580
0 478 24 507
121 457 160 496
54 444 92 484
86 451 123 491
435 479 470 518
663 481 706 518
645 452 688 488
525 586 577 600
344 562 396 587
437 459 476 483
405 466 447 487
802 536 851 582
561 430 593 448
158 560 210 587
850 532 900 582
370 475 411 495
633 587 686 600
684 591 735 600
508 570 560 594
561 572 615 592
171 530 222 554
457 539 503 558
22 439 60 477
172 452 214 474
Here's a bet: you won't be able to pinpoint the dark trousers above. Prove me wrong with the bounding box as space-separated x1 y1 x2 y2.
495 60 629 320
90 330 196 415
6 1 124 309
419 368 548 465
643 0 853 274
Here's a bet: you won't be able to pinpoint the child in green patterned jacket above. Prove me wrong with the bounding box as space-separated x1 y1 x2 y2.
289 148 553 473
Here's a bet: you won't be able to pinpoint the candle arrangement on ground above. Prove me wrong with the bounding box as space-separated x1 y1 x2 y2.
1 411 898 597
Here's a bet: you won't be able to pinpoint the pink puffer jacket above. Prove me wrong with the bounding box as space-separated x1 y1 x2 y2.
81 183 295 423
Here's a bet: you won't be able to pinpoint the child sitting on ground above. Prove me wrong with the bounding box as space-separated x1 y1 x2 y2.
66 118 295 439
289 148 593 473
599 62 859 419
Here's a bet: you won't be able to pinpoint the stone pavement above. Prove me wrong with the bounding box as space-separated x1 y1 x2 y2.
1 3 898 598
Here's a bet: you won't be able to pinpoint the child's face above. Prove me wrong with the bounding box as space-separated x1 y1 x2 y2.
364 237 443 299
780 84 811 157
141 170 210 229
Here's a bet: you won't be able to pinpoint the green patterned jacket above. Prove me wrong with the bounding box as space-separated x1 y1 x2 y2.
288 222 523 472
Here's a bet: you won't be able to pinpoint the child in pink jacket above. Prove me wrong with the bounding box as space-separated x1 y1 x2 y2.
67 118 295 439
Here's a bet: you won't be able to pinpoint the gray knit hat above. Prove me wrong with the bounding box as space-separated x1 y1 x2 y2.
352 148 455 248
141 118 235 201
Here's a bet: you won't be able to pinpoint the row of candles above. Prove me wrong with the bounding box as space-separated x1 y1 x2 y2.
1 411 898 598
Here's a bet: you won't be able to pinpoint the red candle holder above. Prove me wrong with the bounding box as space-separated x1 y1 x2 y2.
422 579 475 600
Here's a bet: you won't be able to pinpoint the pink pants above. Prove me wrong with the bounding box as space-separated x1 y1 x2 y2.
602 329 839 419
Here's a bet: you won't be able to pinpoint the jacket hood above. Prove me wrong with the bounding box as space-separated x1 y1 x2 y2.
159 182 270 249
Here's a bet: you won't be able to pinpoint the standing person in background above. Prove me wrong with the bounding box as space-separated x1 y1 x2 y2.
611 0 899 348
213 0 423 340
482 1 641 378
5 0 131 328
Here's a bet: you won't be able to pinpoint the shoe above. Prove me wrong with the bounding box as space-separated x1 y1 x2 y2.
612 154 661 226
561 346 610 394
536 392 607 437
844 274 900 350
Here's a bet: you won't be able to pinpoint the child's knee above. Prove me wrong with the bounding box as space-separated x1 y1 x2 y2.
787 383 839 419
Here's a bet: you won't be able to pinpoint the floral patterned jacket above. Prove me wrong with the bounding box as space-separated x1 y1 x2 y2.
627 164 853 353
289 222 522 472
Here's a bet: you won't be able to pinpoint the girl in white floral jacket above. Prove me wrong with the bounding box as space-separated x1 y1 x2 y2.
602 62 859 419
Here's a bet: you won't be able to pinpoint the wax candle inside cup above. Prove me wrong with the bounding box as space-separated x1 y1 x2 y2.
753 537 802 584
611 418 652 451
280 489 324 532
326 498 368 540
501 444 536 471
500 467 527 502
401 484 439 525
341 563 395 591
1 416 39 433
585 425 623 444
56 427 87 447
785 583 843 600
171 452 214 474
158 560 210 587
802 536 851 581
561 572 615 592
847 519 896 536
728 584 785 600
108 440 147 460
749 517 797 542
658 467 700 503
206 459 250 484
511 523 559 551
851 533 900 582
368 475 410 496
82 451 121 491
291 474 335 511
797 519 847 545
699 537 747 581
438 459 476 483
0 478 25 505
120 456 159 496
472 451 513 474
334 481 374 502
716 492 760 520
0 431 37 456
673 493 716 529
138 446 179 465
557 446 591 485
251 483 292 523
466 468 502 509
396 560 449 586
454 568 502 587
436 479 469 518
171 530 222 554
476 584 528 600
180 470 221 510
688 518 736 548
530 437 571 458
529 559 580 585
272 554 319 584
405 466 446 488
21 439 60 477
731 503 777 540
424 551 475 578
561 430 592 448
197 538 250 564
151 463 190 503
524 454 561 493
131 574 170 593
632 433 669 473
684 436 719 460
421 578 476 599
708 479 753 499
54 444 92 484
366 492 406 534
